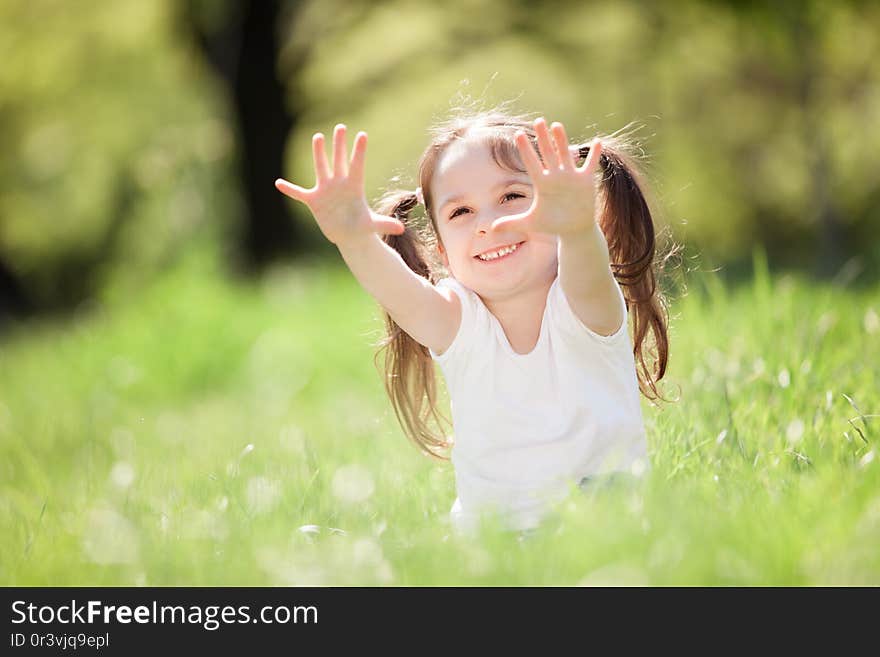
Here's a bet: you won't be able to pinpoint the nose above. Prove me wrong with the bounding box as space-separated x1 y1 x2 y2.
474 210 496 237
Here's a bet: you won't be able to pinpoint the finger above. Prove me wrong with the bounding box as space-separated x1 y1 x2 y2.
349 131 367 184
551 122 575 171
312 133 331 182
371 215 406 235
534 117 561 170
491 212 529 233
333 124 348 177
275 178 310 202
515 131 545 180
579 138 603 176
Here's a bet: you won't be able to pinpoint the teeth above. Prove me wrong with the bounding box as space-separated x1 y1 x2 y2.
478 242 519 261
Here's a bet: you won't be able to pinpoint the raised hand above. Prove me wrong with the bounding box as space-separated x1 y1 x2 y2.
275 124 406 246
491 117 603 237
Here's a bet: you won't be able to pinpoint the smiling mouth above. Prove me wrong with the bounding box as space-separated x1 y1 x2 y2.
474 241 526 263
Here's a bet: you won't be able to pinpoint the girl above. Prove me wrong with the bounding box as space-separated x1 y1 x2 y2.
275 105 673 535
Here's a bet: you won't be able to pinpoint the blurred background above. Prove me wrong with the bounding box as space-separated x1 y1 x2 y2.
1 0 879 585
1 0 878 321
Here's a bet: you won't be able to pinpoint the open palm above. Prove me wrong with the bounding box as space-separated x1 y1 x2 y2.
275 124 405 246
491 118 603 237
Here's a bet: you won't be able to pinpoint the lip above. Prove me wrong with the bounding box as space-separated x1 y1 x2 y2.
473 241 526 263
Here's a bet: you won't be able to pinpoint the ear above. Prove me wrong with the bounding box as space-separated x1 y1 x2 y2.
437 241 449 268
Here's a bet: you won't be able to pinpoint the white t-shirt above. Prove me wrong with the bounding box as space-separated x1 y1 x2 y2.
428 274 649 534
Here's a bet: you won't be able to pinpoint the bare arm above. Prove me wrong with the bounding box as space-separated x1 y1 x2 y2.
490 118 623 337
558 222 623 337
275 124 459 354
336 230 460 355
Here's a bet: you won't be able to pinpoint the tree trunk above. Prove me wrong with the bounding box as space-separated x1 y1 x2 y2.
183 0 320 271
0 253 31 326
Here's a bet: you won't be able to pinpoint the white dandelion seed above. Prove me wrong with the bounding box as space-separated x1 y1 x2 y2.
245 476 281 515
352 538 383 565
752 358 766 377
110 461 135 489
82 508 140 565
786 418 805 444
331 464 375 504
296 525 321 543
778 369 791 388
817 312 837 336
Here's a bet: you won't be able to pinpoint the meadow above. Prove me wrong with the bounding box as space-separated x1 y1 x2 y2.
1 246 878 585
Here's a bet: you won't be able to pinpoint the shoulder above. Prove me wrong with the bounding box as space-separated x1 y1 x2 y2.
429 278 479 362
435 276 471 298
547 274 629 347
434 277 483 318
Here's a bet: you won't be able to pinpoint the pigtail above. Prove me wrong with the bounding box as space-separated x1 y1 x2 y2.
576 136 679 403
371 190 453 460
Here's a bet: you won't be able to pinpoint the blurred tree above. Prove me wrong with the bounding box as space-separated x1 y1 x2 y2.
0 256 30 322
177 0 382 269
0 2 235 324
1 0 877 327
703 0 878 277
181 0 302 268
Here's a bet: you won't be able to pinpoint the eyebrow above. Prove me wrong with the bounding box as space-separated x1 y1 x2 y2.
438 178 531 213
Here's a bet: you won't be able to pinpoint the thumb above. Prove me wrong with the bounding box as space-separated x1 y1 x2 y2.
371 215 407 236
275 178 310 202
491 212 528 233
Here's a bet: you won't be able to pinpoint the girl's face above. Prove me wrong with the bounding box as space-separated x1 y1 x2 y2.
431 138 558 298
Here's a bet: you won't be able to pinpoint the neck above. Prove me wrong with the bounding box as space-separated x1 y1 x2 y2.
481 273 555 354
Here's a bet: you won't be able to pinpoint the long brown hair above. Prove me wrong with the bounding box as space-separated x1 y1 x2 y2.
373 102 680 461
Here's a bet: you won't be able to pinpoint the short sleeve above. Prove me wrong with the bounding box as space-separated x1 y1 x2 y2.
428 277 477 365
548 275 629 346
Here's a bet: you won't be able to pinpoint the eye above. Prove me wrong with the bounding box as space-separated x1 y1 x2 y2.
448 192 525 220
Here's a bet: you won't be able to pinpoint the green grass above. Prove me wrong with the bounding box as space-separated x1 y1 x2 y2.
1 247 878 585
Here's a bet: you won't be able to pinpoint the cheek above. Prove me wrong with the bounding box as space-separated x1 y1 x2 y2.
528 239 561 270
442 234 468 262
528 236 559 257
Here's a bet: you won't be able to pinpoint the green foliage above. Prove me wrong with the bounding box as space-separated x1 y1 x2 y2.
1 253 878 585
3 0 879 313
289 0 880 273
0 0 237 306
